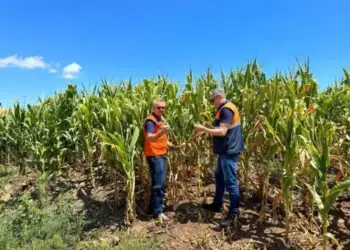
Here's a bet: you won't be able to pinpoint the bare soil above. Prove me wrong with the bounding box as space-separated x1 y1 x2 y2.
1 166 350 250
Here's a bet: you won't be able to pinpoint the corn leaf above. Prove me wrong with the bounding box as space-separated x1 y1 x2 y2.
325 179 350 213
304 183 324 211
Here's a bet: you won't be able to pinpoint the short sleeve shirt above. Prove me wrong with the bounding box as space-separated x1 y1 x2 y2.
145 113 162 133
219 108 233 124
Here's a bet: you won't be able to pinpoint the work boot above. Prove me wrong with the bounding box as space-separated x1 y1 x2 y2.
202 202 222 213
219 212 240 228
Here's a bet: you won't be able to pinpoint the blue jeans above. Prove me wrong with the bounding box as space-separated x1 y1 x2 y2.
213 153 240 214
147 155 166 215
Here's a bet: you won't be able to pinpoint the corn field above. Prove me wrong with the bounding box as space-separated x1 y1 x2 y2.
1 61 350 249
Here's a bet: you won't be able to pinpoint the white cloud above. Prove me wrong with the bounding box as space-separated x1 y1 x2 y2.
0 55 46 69
49 68 57 73
0 55 82 78
62 62 82 79
0 55 61 74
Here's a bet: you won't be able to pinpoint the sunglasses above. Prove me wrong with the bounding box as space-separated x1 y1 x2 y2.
157 106 166 110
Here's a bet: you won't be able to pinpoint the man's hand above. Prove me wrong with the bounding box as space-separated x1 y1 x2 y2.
194 123 229 137
146 125 170 141
159 125 170 133
175 142 187 149
194 124 207 133
168 141 185 149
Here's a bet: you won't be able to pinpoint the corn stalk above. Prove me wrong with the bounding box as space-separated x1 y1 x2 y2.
97 125 140 225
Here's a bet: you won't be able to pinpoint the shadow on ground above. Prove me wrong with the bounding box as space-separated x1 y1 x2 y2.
48 168 350 250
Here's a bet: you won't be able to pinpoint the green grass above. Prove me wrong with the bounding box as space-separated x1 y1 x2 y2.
0 191 85 250
0 168 86 250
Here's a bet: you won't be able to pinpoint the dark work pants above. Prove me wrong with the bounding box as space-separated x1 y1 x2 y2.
213 153 240 215
146 155 166 215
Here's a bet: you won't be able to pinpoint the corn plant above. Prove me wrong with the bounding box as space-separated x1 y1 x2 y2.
97 124 140 225
259 75 283 222
75 92 98 187
277 75 313 239
0 114 10 169
302 118 350 250
24 104 51 200
7 102 28 175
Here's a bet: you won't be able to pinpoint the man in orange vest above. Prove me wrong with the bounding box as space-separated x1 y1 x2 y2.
194 88 244 228
144 98 178 221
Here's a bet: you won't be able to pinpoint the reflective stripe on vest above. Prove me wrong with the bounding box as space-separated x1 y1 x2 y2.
215 102 241 129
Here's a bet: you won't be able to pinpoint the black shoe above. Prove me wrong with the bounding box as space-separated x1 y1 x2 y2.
219 212 240 228
202 202 222 213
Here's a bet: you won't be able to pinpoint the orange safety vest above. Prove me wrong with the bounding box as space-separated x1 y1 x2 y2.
215 102 241 128
143 114 168 156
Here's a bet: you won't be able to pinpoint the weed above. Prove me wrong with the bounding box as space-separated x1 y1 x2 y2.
0 191 85 250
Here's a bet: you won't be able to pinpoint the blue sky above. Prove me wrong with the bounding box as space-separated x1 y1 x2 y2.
1 0 350 107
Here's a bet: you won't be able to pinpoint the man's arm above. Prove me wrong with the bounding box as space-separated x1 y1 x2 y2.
147 131 167 141
200 123 229 137
145 120 168 141
194 108 233 137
